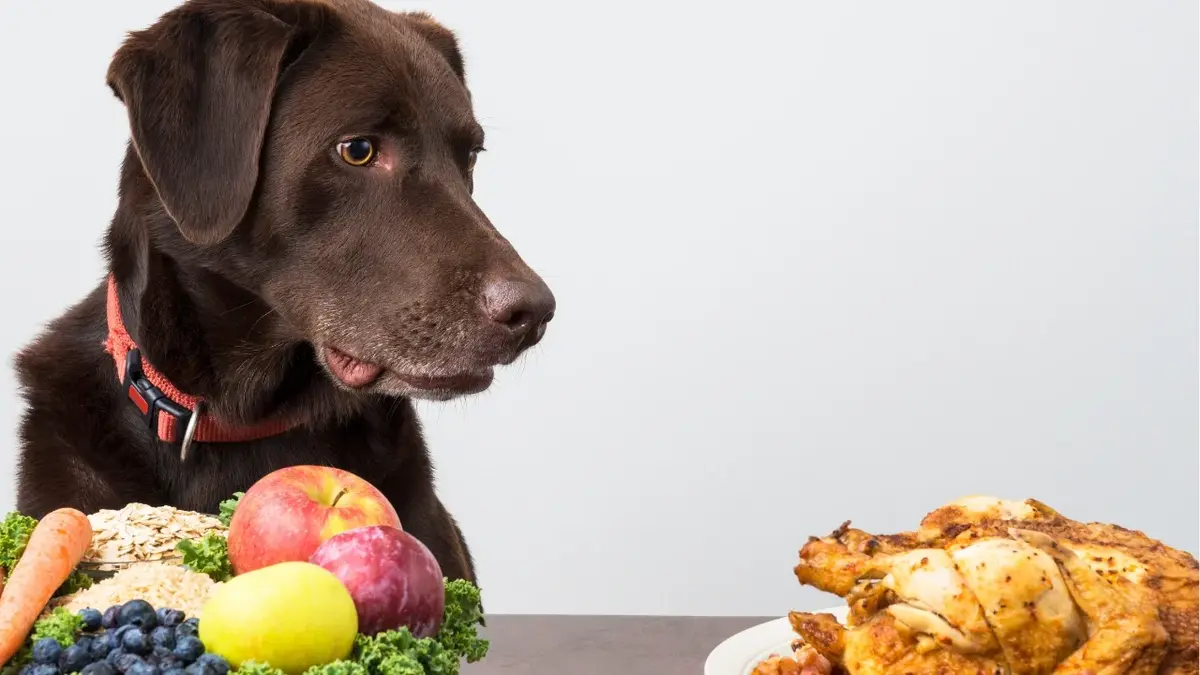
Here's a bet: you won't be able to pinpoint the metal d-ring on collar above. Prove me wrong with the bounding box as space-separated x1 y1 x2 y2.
179 399 204 463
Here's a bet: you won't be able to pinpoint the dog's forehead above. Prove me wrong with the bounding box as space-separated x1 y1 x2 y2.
332 1 459 86
278 18 476 136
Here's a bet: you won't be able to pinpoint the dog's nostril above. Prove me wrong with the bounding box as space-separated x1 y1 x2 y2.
504 309 532 331
481 279 556 337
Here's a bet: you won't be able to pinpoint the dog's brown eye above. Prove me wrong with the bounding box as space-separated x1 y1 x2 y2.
467 147 484 173
338 138 376 166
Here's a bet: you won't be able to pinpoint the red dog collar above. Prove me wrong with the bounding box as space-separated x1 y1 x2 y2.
103 275 295 455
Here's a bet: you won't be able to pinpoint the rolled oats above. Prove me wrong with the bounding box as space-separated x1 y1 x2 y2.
84 503 226 563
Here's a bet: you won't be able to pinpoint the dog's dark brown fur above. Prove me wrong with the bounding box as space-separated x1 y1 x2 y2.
13 0 556 584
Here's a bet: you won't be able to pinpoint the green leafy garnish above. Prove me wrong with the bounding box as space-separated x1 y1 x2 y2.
353 629 455 675
54 570 93 597
234 661 288 675
0 512 38 573
436 579 489 663
218 492 245 527
177 532 233 582
302 660 370 675
176 491 239 581
32 606 85 647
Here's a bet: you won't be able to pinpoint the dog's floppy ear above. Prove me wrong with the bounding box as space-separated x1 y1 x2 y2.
399 12 466 82
106 0 328 246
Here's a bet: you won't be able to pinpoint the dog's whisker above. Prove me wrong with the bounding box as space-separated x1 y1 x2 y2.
246 308 278 336
218 299 259 316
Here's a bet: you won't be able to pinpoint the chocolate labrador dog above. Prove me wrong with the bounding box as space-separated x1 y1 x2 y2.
12 0 554 583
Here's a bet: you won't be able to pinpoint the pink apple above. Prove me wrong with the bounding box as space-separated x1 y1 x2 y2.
228 465 402 575
309 525 445 637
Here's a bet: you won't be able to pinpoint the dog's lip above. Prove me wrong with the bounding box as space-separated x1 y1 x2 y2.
323 345 385 389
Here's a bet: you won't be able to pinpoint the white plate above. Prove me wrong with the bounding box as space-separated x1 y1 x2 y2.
704 607 848 675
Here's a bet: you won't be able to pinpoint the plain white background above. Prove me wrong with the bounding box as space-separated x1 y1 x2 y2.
0 1 1195 617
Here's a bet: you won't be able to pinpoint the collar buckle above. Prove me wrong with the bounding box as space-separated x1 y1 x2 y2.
122 348 192 445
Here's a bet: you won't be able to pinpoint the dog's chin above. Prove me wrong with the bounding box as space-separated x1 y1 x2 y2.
316 344 495 401
375 368 495 401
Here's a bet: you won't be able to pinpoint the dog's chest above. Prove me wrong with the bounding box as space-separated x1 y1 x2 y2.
146 422 414 515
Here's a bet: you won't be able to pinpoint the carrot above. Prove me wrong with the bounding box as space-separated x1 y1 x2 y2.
0 508 92 664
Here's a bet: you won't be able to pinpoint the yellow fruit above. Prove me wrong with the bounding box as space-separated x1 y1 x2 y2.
199 561 358 674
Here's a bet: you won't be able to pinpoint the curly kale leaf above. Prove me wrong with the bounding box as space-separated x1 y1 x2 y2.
354 628 458 675
176 533 233 582
301 660 370 675
436 579 489 663
54 570 93 597
217 492 245 527
33 607 85 647
0 512 38 574
234 661 287 675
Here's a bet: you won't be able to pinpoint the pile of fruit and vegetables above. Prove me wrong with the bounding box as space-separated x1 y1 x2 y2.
0 466 487 675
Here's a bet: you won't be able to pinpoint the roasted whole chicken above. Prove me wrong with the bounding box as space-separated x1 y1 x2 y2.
754 496 1199 675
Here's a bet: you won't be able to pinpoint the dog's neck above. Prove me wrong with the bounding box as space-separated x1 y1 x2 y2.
103 150 369 428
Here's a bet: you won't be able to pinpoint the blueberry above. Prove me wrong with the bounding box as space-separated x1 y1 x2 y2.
193 656 226 675
121 630 150 655
78 608 104 633
169 636 203 665
101 607 121 630
182 665 213 675
126 662 159 675
117 601 157 630
18 665 34 675
113 653 145 674
147 627 176 650
58 644 90 673
28 665 58 675
81 664 116 675
177 619 199 638
114 625 141 645
161 670 185 675
154 609 185 629
89 637 111 661
31 638 63 665
105 649 126 667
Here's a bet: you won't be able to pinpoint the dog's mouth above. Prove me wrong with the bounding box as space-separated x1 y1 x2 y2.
320 345 494 397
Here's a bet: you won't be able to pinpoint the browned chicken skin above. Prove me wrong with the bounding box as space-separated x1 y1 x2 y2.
761 496 1199 675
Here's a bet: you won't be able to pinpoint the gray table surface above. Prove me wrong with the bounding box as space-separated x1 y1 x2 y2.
464 615 773 675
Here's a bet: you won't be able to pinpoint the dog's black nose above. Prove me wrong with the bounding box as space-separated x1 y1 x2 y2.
481 279 556 343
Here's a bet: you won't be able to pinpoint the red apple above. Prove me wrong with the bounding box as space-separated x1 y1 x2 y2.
228 465 402 574
309 525 445 637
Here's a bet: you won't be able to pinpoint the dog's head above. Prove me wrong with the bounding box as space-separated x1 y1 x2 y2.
106 0 554 401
